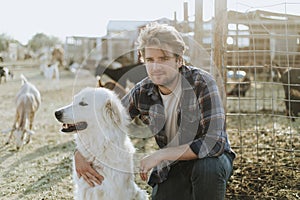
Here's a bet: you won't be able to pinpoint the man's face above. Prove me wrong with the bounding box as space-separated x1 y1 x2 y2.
144 45 180 88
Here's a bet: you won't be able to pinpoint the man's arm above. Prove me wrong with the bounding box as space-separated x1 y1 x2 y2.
140 144 197 181
189 77 226 158
74 150 104 187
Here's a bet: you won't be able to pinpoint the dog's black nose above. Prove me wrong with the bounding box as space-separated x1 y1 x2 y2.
55 110 62 120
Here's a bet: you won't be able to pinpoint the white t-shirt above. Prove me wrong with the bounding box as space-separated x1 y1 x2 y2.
159 79 182 147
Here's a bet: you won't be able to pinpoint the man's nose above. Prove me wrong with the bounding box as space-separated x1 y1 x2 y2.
152 62 165 67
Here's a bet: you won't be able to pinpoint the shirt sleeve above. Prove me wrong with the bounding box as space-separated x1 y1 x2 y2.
189 78 226 158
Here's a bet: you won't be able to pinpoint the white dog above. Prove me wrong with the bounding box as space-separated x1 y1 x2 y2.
54 87 148 200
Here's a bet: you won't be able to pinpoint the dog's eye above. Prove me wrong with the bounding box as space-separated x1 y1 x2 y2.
79 101 88 106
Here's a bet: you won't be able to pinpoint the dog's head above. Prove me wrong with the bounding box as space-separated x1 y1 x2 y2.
54 87 129 134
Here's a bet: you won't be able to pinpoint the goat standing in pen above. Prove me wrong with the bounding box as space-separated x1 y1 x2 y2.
5 74 41 149
227 70 251 97
280 68 300 121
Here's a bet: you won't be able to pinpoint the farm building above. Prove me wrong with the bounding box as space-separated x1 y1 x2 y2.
64 36 102 65
102 18 175 66
101 20 149 65
226 10 300 67
64 18 175 72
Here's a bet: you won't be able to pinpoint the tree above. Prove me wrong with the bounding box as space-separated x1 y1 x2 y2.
28 33 62 52
0 34 12 52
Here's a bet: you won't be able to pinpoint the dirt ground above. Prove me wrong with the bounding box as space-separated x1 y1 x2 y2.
0 64 299 199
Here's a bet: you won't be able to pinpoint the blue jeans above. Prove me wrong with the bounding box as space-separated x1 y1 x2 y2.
151 152 234 200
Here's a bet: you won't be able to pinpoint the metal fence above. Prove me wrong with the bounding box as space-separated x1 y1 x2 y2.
219 3 300 199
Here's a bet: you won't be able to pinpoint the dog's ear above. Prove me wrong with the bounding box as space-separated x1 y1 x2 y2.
105 99 121 125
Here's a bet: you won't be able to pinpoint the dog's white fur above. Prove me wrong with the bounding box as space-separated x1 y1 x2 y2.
55 87 148 200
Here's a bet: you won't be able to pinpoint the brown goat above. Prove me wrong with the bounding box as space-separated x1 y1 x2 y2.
280 68 300 121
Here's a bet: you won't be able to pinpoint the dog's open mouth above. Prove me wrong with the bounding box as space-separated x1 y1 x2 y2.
61 122 87 132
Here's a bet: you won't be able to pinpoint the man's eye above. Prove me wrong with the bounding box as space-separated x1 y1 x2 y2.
145 59 153 63
79 101 88 106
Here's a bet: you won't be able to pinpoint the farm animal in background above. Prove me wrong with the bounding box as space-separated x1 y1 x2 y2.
5 74 41 149
280 68 300 121
0 66 14 84
39 47 64 79
95 62 147 88
51 47 65 67
54 87 148 200
0 67 4 83
263 64 283 82
97 76 127 98
227 70 251 97
39 52 49 74
42 62 60 81
68 59 81 73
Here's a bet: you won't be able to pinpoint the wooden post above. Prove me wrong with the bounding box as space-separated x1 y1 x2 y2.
194 0 203 44
174 11 177 29
183 2 189 33
191 0 203 68
213 0 227 107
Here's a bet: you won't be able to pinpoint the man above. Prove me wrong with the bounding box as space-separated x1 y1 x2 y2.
75 22 235 200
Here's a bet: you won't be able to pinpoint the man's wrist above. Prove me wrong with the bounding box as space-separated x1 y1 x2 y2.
157 149 168 162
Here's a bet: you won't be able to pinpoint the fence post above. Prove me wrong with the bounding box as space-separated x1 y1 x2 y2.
213 0 228 108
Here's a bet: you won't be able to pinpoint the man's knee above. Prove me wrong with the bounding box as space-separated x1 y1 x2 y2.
191 156 232 200
191 155 232 183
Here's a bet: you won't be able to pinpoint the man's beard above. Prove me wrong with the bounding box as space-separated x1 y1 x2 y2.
157 74 179 91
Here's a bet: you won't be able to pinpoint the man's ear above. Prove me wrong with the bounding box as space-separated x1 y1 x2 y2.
176 56 183 67
105 99 121 125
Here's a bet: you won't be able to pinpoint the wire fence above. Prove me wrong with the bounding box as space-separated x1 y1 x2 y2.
220 1 300 199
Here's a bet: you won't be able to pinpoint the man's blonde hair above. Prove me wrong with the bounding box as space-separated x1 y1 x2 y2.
137 22 186 60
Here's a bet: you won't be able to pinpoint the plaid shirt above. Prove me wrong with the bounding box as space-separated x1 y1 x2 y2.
122 65 235 186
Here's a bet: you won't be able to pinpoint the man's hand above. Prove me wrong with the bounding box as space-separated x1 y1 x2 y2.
139 151 163 181
139 145 198 181
74 150 104 187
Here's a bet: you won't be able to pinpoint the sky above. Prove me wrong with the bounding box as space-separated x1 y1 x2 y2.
1 0 300 45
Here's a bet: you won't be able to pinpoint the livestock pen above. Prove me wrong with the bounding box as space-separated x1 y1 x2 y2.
175 1 300 198
218 4 300 199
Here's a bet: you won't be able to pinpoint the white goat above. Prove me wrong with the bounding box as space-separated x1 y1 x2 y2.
41 61 60 81
5 74 41 149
